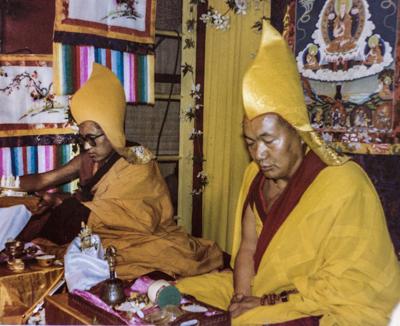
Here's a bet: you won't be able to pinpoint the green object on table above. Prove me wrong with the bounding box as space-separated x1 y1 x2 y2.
157 285 181 308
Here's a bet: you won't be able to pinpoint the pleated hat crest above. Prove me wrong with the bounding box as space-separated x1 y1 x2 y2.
71 63 126 155
242 21 312 131
242 21 348 166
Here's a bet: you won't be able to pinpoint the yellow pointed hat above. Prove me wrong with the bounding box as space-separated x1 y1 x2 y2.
242 21 348 166
71 63 126 154
243 21 311 131
71 63 154 163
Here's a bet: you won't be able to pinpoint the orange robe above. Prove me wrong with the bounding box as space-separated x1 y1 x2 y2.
83 157 223 279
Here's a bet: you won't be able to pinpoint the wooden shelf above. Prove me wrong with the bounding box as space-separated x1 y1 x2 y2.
155 94 181 101
155 30 182 39
157 155 180 162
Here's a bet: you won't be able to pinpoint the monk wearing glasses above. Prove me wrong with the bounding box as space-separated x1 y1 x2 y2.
18 64 223 279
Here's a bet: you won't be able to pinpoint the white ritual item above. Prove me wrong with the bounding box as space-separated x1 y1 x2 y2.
147 279 182 308
0 175 26 197
0 205 32 251
64 232 109 292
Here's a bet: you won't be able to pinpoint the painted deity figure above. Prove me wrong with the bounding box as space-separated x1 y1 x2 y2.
378 75 393 100
326 0 356 54
331 108 342 127
353 107 369 128
304 45 320 71
373 104 392 130
311 107 324 128
365 35 383 66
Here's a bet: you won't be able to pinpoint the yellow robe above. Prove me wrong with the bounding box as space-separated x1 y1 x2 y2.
84 158 223 279
177 161 400 325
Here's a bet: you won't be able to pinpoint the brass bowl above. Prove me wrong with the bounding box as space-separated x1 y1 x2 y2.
36 255 56 267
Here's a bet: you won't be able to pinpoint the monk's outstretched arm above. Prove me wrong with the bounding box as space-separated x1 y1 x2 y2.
233 204 258 297
20 154 81 192
19 155 82 214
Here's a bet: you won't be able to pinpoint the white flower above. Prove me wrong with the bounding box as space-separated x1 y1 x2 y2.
191 189 203 195
200 13 211 23
212 13 223 24
189 128 203 139
197 170 207 179
190 83 201 99
214 15 230 30
235 0 248 15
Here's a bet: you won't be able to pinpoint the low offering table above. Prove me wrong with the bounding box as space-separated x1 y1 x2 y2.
46 277 231 325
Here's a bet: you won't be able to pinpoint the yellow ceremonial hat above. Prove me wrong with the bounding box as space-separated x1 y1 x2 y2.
71 63 126 154
71 63 154 163
243 21 311 131
242 21 348 165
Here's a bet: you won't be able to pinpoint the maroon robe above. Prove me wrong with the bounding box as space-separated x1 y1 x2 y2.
243 151 326 326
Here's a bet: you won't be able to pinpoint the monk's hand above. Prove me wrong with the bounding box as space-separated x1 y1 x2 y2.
229 294 261 318
31 192 65 215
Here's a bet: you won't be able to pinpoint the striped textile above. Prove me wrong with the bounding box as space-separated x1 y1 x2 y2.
0 144 76 193
53 43 154 104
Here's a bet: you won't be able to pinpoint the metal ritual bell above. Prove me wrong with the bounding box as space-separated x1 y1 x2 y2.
100 245 125 306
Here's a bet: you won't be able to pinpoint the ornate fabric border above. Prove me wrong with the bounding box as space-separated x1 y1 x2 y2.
54 0 156 46
0 134 77 147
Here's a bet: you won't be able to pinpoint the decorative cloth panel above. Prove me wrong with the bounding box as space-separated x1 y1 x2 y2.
53 43 154 104
0 55 76 192
53 0 156 104
0 144 75 193
0 55 72 137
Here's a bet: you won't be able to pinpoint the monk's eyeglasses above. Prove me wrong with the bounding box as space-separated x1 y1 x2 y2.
77 133 104 147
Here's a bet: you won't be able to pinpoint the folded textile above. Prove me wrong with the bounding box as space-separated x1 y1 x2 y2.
0 205 31 251
64 234 109 292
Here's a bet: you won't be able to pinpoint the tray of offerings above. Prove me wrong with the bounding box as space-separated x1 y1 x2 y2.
68 289 231 325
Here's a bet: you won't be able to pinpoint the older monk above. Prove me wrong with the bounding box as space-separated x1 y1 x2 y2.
177 22 400 325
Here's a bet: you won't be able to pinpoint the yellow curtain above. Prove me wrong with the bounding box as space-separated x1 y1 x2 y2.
202 2 270 253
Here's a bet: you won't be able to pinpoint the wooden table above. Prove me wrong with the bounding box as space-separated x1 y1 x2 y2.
45 293 93 325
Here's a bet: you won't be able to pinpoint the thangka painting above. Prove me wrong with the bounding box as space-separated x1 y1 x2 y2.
53 0 156 104
285 0 400 154
0 55 73 138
